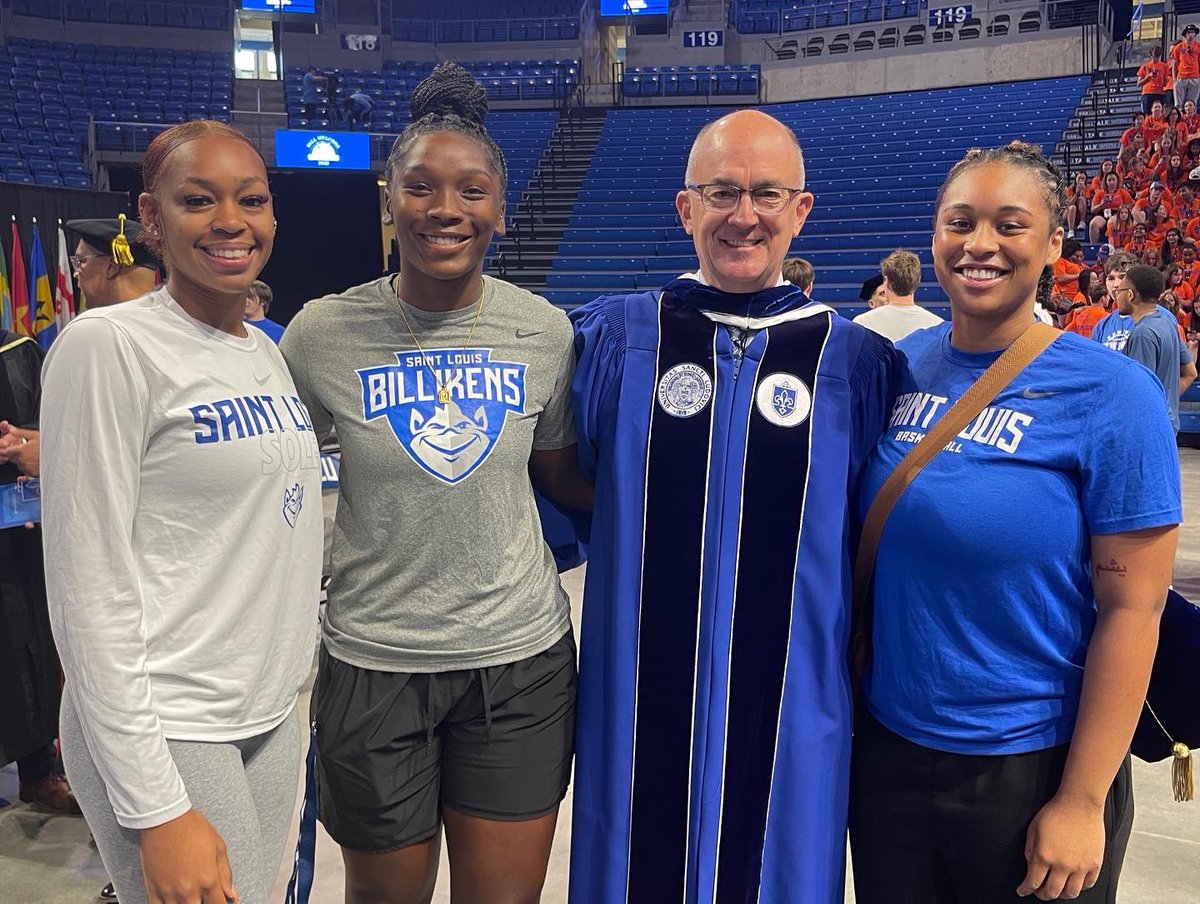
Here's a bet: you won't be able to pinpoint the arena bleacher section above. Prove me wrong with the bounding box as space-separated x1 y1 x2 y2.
544 77 1089 311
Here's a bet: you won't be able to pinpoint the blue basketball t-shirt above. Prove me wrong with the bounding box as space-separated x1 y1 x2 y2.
860 322 1182 755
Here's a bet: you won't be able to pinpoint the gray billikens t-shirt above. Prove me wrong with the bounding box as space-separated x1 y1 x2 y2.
281 275 575 672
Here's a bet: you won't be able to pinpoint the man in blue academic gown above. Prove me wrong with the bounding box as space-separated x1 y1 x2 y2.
569 109 901 904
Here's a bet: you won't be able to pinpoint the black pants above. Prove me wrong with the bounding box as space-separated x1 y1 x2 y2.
849 713 1133 904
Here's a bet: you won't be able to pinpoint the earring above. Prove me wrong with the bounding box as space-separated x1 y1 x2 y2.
273 220 278 230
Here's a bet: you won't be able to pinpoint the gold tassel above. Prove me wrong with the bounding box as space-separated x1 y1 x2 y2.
1173 742 1194 803
111 212 134 267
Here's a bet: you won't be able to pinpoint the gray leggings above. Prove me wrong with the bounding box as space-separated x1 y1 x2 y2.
60 688 300 904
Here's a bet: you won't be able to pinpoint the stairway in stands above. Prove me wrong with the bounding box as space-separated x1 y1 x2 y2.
487 108 607 297
1052 66 1140 175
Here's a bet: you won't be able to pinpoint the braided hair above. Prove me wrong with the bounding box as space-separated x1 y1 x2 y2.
385 61 507 193
935 141 1066 313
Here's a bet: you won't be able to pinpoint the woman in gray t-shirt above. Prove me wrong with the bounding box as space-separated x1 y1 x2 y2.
280 62 593 902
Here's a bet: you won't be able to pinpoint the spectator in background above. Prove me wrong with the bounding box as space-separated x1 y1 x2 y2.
1162 151 1190 190
343 91 374 127
244 278 285 344
1065 279 1109 339
782 256 815 294
1125 221 1150 257
853 249 942 342
1053 238 1085 296
1095 253 1198 405
1107 203 1135 249
1089 158 1116 194
65 218 160 310
301 65 325 119
1065 171 1090 238
1089 172 1133 242
1120 113 1148 150
1117 264 1195 431
1139 45 1170 114
1145 243 1166 269
1166 262 1195 308
1162 225 1185 264
1183 99 1200 137
1167 107 1188 146
1182 242 1200 283
1172 24 1200 108
1144 99 1169 146
859 272 887 309
1176 182 1199 222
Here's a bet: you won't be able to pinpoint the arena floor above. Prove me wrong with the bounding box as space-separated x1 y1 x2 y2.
5 449 1200 904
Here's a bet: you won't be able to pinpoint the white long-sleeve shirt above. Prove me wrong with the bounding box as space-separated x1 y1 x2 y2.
41 289 322 829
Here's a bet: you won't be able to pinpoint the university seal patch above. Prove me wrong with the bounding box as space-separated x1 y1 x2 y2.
657 363 713 418
358 347 527 484
755 371 812 428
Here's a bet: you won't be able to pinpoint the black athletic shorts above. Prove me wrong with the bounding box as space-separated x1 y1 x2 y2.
848 712 1134 904
314 630 577 853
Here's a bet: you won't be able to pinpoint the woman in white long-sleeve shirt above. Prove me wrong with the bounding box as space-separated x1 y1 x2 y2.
40 120 322 904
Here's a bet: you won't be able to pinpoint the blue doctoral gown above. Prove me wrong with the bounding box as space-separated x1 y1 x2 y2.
569 280 899 904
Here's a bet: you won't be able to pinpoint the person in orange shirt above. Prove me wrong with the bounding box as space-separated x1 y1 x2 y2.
1089 172 1135 242
1108 204 1136 249
1125 222 1150 259
1166 264 1195 309
1171 24 1200 107
1163 226 1186 265
1180 242 1200 285
1089 159 1117 194
1183 99 1200 139
1053 239 1086 297
1133 182 1177 235
1149 130 1181 173
1138 45 1171 114
1065 282 1109 339
1065 171 1091 238
1145 243 1166 269
1144 100 1169 146
1119 114 1150 151
1175 183 1200 222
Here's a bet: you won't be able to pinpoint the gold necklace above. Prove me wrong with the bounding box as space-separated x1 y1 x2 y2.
395 284 487 404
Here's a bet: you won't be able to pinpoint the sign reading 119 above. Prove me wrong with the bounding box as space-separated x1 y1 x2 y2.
684 30 724 47
928 4 971 26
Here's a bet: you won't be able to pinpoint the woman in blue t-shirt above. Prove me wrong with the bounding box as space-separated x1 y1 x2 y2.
849 142 1182 904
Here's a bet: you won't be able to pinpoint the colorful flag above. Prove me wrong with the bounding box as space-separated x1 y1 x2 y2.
55 225 76 333
30 221 56 350
0 234 10 333
10 220 31 338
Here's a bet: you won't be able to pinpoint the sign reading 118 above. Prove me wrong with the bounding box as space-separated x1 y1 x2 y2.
684 30 724 47
928 4 971 27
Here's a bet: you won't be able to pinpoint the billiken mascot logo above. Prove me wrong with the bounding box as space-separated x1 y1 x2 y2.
359 347 527 484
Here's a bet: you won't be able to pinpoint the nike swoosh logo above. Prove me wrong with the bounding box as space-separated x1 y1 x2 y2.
1021 387 1060 399
254 373 271 386
516 328 543 339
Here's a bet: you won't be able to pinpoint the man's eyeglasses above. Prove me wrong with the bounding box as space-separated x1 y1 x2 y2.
69 253 108 271
685 183 804 215
1113 286 1134 298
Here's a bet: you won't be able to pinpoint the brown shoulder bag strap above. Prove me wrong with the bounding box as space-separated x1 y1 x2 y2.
850 322 1062 681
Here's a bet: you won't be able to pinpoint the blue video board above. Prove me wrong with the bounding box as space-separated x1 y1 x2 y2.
599 0 669 16
275 130 371 171
241 0 317 13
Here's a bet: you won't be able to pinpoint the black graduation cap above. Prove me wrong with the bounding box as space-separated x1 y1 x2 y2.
65 216 159 269
858 273 884 302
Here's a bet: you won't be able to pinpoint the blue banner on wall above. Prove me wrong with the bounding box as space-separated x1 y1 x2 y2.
275 130 371 171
